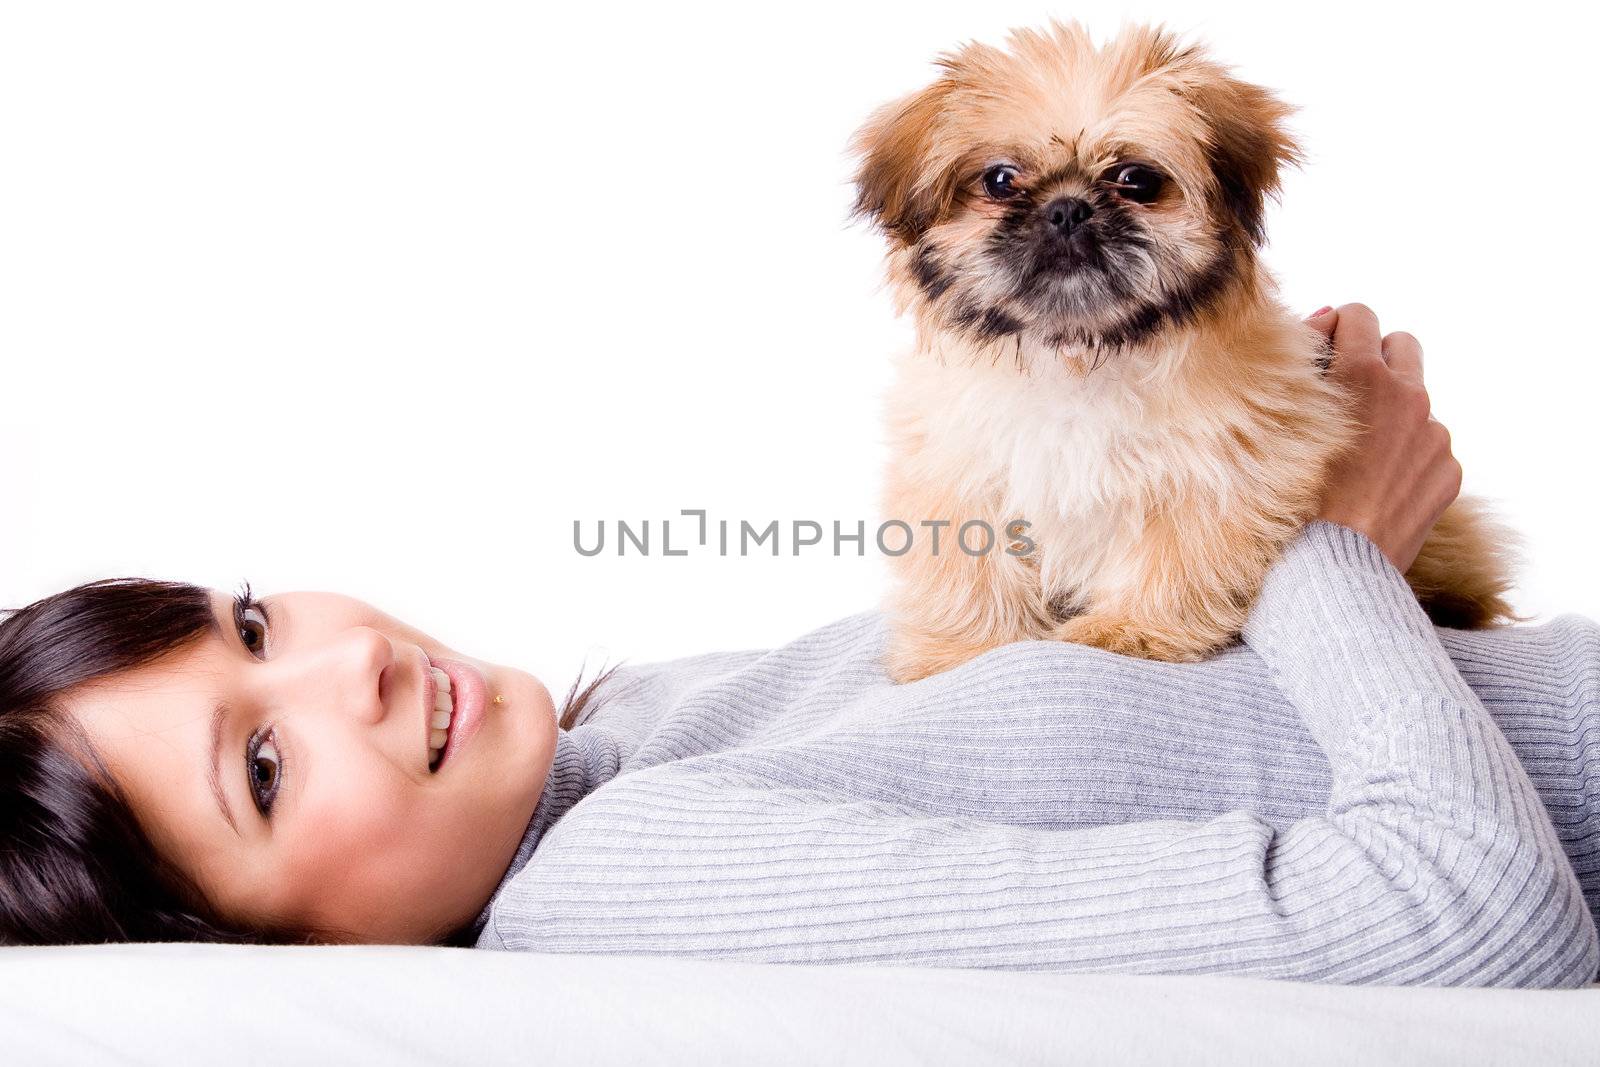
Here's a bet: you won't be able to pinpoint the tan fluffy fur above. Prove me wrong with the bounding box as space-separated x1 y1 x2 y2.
850 21 1517 683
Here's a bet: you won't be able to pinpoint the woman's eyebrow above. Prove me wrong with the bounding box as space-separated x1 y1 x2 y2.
208 700 242 837
201 592 243 837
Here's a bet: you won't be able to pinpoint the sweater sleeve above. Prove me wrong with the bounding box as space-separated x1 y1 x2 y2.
481 523 1599 987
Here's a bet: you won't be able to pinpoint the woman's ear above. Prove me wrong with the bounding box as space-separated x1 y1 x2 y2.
847 76 958 246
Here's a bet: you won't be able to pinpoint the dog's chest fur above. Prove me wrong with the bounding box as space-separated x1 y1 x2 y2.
886 336 1334 610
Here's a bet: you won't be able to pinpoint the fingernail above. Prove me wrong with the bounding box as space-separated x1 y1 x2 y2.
1309 306 1333 318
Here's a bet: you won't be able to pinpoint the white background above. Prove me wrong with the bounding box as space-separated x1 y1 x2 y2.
2 1 1596 693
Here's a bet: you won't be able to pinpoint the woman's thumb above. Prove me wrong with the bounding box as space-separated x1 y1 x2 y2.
1305 305 1337 338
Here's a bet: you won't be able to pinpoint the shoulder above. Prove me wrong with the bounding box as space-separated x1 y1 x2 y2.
1439 612 1600 688
591 612 888 706
1438 612 1600 666
568 611 888 740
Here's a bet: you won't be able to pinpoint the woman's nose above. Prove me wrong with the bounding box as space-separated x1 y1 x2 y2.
283 626 395 725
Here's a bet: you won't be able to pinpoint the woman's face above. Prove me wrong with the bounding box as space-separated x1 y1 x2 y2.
58 589 558 943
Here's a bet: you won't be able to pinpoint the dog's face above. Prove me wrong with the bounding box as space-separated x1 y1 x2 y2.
849 22 1301 351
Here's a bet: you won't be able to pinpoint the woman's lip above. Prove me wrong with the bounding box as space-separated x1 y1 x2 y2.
428 657 487 772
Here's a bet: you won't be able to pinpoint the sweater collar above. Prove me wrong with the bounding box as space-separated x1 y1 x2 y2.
467 724 621 938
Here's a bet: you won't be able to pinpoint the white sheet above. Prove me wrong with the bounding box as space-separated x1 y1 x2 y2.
3 944 1595 1066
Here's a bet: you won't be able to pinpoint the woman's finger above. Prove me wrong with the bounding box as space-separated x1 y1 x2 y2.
1305 306 1337 339
1331 303 1383 370
1382 331 1424 384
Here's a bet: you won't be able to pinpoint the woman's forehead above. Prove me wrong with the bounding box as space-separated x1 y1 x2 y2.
56 623 232 818
68 630 226 720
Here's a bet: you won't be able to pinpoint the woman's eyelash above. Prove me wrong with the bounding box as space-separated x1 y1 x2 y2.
232 581 271 659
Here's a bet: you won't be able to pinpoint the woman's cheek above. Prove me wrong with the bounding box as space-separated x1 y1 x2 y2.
285 778 437 917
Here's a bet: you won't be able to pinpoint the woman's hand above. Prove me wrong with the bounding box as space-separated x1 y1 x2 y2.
1306 303 1461 575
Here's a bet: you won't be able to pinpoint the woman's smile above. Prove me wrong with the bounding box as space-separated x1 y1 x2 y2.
427 657 489 773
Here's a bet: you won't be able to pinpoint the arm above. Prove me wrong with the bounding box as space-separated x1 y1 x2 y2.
483 519 1596 986
1239 519 1595 983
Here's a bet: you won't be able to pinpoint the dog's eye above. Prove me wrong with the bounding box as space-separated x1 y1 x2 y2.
1104 164 1165 204
981 165 1021 200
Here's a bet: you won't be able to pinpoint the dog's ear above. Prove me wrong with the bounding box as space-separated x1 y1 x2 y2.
848 76 958 245
1184 65 1303 248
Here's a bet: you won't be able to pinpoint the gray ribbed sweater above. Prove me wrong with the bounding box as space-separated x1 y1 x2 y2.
474 522 1600 987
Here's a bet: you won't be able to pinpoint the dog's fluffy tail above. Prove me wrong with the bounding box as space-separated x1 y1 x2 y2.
1406 495 1526 628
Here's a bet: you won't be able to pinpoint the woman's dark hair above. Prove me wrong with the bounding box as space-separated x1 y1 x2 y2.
0 577 619 947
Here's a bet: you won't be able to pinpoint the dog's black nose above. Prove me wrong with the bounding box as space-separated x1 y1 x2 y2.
1044 197 1093 235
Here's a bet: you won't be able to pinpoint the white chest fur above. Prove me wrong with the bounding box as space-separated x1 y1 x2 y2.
886 337 1306 607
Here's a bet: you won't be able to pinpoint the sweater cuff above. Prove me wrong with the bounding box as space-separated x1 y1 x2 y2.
1241 520 1480 713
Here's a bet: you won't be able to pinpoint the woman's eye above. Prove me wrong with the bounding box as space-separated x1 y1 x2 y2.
233 588 269 658
239 608 267 655
247 729 283 816
1104 164 1165 204
982 164 1021 200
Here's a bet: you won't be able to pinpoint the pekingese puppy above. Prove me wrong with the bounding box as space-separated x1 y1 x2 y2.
848 20 1516 682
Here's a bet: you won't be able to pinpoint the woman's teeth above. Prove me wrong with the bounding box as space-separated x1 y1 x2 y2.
428 667 454 770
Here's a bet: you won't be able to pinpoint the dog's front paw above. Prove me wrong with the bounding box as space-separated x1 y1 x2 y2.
884 630 998 683
1052 614 1211 662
